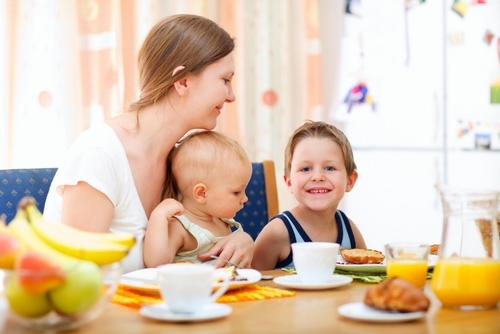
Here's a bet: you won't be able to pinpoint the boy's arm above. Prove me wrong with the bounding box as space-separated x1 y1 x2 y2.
349 218 367 249
251 218 290 271
143 198 185 267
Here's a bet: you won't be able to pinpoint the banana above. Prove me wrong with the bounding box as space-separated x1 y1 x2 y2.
24 202 136 248
6 200 106 317
22 198 131 266
26 205 135 249
7 206 81 268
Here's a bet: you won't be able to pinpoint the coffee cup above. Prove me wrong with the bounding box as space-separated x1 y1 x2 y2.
291 242 339 284
157 264 230 314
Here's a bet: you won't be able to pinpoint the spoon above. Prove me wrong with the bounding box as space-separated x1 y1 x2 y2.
210 255 244 269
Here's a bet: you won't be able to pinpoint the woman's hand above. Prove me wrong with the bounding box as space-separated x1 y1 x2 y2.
197 231 254 268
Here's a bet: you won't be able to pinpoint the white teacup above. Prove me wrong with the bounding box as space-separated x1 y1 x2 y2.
157 264 230 314
292 242 339 284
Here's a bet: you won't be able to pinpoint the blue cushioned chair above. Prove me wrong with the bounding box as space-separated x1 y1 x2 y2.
0 162 279 239
0 168 58 224
234 160 279 240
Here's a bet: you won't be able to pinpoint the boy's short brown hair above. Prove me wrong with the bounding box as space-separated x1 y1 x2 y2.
284 120 356 177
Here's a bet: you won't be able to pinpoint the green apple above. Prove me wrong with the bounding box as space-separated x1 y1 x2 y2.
49 261 102 315
5 274 52 318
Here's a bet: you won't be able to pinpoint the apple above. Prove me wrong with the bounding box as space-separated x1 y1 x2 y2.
49 260 102 315
15 250 66 295
0 233 24 269
5 274 52 318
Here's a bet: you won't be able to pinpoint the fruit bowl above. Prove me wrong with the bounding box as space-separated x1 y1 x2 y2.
0 261 122 332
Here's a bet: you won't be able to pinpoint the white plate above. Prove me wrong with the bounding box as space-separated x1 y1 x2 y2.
119 268 161 293
335 254 438 274
338 302 426 323
273 274 353 290
119 268 262 293
214 269 262 290
140 303 232 323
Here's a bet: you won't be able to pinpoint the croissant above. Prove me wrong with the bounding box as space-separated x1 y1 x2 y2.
364 277 430 312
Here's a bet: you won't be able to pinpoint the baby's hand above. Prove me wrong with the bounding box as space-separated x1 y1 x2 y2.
158 198 184 218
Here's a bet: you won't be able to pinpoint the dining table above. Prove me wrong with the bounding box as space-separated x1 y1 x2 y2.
4 269 500 334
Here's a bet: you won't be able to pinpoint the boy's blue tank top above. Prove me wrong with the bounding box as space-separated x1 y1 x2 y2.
274 210 356 269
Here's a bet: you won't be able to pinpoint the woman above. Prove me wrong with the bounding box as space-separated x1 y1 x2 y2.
44 14 254 273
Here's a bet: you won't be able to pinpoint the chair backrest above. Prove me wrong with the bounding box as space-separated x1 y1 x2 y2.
0 168 58 224
0 163 280 239
234 160 279 240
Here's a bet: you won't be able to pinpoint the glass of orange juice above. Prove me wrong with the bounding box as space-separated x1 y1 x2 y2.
385 243 430 288
433 188 500 310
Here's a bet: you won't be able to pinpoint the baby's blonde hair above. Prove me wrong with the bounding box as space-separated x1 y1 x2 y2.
163 130 250 201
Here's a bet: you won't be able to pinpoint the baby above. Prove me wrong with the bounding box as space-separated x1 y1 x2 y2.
143 130 252 267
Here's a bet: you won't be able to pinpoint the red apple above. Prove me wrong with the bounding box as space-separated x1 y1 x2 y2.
15 251 66 295
0 233 25 269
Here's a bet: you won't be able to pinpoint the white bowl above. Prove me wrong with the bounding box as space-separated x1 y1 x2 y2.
0 296 8 333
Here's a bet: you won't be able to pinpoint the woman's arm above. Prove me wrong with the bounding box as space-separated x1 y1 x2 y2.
143 199 185 267
61 181 114 232
197 230 254 268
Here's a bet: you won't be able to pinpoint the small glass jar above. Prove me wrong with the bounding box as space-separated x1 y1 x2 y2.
431 188 500 310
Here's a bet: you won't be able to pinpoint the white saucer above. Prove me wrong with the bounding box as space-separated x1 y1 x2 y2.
337 302 426 323
273 274 353 290
140 303 232 322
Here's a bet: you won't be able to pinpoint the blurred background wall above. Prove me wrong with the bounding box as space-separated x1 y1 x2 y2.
1 0 499 249
0 0 345 212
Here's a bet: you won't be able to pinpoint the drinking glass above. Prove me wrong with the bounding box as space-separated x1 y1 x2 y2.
385 243 430 288
432 188 500 310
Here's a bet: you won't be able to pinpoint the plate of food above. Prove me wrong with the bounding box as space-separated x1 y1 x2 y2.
338 302 426 323
119 266 261 293
338 276 430 323
213 267 262 290
335 249 438 274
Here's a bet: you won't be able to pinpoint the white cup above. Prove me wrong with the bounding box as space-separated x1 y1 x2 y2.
157 264 230 314
292 242 339 284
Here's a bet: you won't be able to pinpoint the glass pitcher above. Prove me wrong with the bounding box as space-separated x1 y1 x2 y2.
431 188 500 310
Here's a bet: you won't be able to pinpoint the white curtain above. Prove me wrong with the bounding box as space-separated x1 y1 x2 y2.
1 0 344 211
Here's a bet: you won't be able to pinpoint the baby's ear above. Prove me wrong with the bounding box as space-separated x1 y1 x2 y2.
193 183 208 203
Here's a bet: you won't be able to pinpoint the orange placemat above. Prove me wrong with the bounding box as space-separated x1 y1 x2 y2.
112 284 295 309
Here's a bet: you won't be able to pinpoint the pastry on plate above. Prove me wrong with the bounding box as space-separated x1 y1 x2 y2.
340 248 385 264
364 277 430 313
214 266 248 282
429 244 439 255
